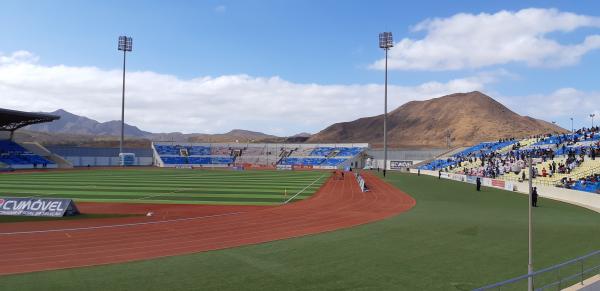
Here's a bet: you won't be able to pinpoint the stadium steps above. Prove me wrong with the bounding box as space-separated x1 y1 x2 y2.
440 147 469 158
411 146 466 169
20 142 73 168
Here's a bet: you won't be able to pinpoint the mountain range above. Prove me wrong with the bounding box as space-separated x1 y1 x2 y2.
26 110 282 143
28 109 152 137
22 91 566 148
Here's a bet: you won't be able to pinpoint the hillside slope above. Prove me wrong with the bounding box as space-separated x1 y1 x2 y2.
307 91 566 148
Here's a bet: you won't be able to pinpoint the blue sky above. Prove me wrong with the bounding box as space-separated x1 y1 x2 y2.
1 1 599 135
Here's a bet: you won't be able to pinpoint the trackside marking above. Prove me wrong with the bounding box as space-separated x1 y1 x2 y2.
0 211 245 235
283 173 327 204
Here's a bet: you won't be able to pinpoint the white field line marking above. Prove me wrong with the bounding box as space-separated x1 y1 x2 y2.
0 211 244 236
137 187 186 201
283 173 327 204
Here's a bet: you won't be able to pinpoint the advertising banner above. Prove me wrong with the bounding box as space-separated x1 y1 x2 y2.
390 160 413 170
315 166 336 170
276 165 292 170
174 165 193 169
482 178 493 187
466 176 477 184
0 197 79 217
491 179 506 189
450 174 466 182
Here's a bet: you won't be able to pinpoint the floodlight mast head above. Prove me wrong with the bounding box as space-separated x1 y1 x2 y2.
118 36 133 52
379 32 393 50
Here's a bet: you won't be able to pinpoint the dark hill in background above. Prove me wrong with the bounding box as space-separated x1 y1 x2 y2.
307 91 566 148
22 110 293 146
27 109 152 137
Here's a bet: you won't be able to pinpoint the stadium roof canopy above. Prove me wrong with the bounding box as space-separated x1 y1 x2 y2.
0 108 60 132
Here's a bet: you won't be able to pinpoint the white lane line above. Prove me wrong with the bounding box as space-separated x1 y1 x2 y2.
0 211 245 235
283 173 327 204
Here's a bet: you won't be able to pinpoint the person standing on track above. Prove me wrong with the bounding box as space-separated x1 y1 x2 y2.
532 187 539 207
476 177 481 191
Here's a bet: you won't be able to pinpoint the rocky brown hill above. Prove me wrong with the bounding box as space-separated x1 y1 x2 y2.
307 91 566 148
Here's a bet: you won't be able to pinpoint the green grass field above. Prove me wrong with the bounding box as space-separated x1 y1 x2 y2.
0 168 328 206
0 171 598 290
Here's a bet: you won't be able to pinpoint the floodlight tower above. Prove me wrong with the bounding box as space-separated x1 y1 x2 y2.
118 36 133 156
570 117 574 134
590 114 596 128
379 32 393 176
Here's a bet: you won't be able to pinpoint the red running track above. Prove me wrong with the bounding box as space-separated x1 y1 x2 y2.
0 172 415 275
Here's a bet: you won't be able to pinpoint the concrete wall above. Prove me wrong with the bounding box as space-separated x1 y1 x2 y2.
64 156 153 167
412 169 600 213
366 149 446 170
46 146 154 167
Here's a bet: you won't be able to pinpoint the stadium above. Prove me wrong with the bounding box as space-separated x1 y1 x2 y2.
1 102 599 290
1 3 600 291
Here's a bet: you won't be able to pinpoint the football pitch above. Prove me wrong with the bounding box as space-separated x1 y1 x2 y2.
0 172 597 290
0 168 328 205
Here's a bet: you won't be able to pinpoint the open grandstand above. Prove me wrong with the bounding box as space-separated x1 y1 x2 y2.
418 127 600 194
152 142 368 169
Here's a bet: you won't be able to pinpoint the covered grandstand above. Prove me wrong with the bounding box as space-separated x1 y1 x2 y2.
0 108 59 140
0 108 62 169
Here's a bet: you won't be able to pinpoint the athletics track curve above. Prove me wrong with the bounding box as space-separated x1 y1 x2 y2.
0 172 416 275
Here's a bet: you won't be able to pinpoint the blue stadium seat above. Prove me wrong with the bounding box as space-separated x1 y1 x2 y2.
336 147 363 157
0 140 54 167
188 146 211 156
321 158 347 166
310 147 335 156
188 157 211 164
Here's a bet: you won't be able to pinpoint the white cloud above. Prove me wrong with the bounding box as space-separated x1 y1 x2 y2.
497 88 600 129
0 51 496 135
0 50 39 65
371 8 600 71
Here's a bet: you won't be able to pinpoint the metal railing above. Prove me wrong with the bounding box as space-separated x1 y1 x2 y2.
474 250 600 291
